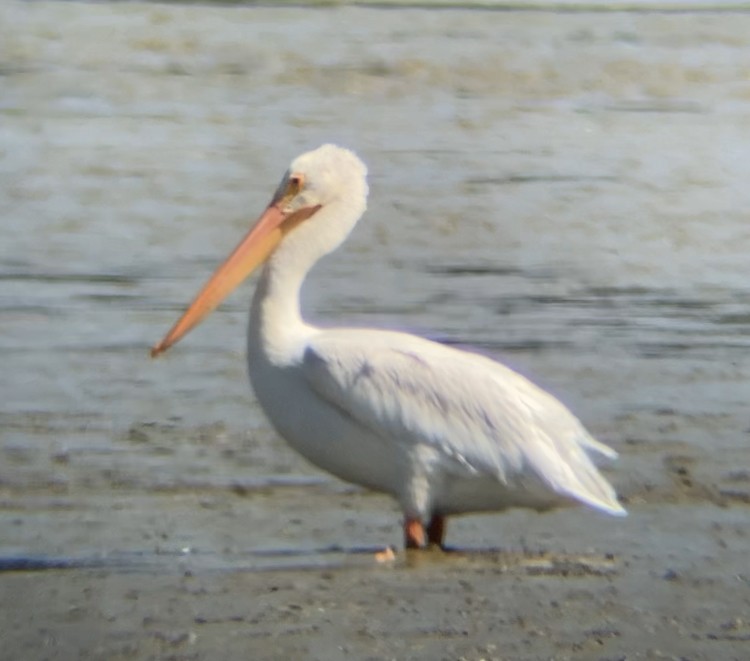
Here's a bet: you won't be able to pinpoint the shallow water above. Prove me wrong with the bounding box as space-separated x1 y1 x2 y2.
1 2 750 658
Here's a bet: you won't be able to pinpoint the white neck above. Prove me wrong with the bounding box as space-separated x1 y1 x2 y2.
248 251 313 366
247 196 365 367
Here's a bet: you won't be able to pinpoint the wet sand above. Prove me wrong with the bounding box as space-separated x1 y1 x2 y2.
2 1 750 659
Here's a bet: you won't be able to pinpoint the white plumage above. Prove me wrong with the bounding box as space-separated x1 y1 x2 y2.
153 144 625 550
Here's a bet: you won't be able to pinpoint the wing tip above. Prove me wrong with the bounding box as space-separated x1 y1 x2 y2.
579 490 628 517
582 436 619 461
560 474 628 517
600 500 628 517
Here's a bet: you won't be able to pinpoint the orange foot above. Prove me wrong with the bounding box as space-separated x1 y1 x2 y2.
404 515 447 549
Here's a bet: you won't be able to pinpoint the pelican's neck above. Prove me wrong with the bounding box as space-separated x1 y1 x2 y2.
248 248 316 367
247 182 367 367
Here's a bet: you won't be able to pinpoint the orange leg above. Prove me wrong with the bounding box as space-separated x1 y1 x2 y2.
426 515 446 548
404 517 427 549
404 516 446 549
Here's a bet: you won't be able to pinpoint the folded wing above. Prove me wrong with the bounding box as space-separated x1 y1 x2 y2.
302 329 625 516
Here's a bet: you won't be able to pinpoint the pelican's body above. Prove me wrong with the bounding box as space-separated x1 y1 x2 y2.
153 144 625 549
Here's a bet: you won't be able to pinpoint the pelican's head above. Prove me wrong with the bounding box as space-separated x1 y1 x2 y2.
277 144 368 217
151 144 369 356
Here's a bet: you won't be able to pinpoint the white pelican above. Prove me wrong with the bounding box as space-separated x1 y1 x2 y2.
152 144 626 550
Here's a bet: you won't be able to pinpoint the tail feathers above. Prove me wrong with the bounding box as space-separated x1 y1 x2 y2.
561 448 627 517
542 432 627 517
565 478 628 517
580 433 619 461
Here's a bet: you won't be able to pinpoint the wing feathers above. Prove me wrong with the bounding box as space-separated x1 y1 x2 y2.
303 329 624 514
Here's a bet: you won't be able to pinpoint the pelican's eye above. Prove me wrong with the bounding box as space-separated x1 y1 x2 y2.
286 173 304 198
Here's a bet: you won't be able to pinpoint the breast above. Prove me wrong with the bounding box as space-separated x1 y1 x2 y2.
246 351 408 497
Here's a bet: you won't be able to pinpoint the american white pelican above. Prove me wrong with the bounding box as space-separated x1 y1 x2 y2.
152 144 626 550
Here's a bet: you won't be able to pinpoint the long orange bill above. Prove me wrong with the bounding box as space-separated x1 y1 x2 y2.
150 201 319 357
